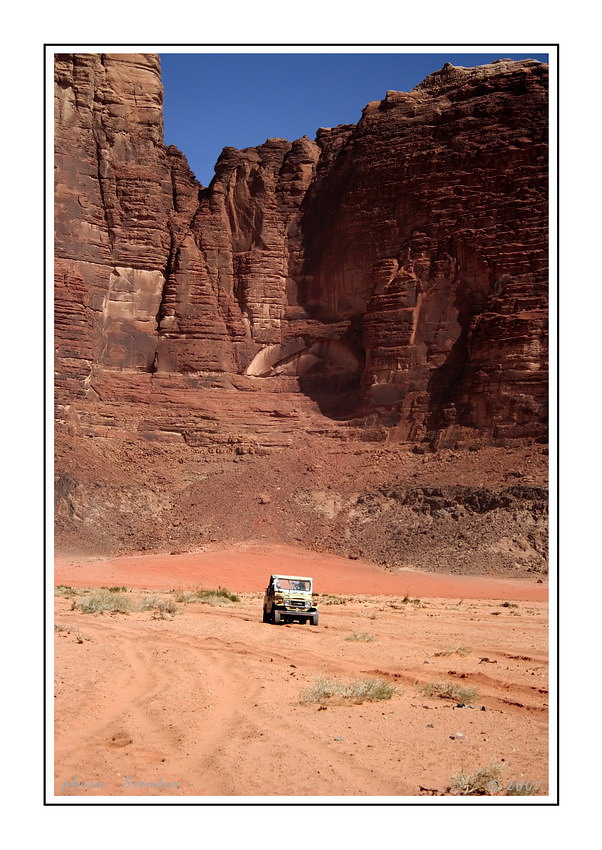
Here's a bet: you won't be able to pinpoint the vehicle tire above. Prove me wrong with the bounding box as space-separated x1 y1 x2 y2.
311 613 319 626
273 610 282 625
262 607 269 623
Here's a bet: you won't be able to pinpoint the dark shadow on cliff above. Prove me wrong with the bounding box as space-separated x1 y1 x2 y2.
424 266 492 441
297 320 366 420
424 331 471 439
294 127 357 320
298 373 363 420
289 130 368 420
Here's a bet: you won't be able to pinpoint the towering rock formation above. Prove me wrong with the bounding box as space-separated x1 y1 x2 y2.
55 53 548 449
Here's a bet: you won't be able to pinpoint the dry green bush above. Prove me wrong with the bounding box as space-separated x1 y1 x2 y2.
401 594 423 605
420 681 478 703
193 587 240 604
172 587 240 605
433 646 471 657
73 589 179 616
173 590 196 603
54 585 77 597
300 675 396 705
450 762 503 795
344 632 375 642
74 589 134 614
140 596 178 615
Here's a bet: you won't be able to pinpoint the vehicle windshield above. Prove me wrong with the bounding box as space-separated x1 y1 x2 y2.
274 579 311 592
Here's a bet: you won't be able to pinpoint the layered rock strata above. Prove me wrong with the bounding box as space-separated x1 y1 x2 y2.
55 54 548 449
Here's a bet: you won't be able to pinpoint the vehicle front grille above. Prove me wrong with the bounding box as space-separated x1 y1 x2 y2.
287 598 307 609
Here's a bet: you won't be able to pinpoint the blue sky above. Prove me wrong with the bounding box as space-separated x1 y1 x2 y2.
160 52 548 186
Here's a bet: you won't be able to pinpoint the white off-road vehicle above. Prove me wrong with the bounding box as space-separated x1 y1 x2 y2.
262 574 319 625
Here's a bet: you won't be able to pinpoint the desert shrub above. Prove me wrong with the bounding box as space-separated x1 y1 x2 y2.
344 678 396 702
344 632 375 642
300 675 396 705
433 646 471 657
55 585 77 597
174 590 196 603
450 762 503 795
74 589 181 615
499 601 518 608
100 586 129 593
75 589 134 614
193 586 240 604
140 596 178 615
320 594 349 606
420 681 478 703
401 594 422 605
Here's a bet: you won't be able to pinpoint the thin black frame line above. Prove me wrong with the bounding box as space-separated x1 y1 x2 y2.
45 42 558 48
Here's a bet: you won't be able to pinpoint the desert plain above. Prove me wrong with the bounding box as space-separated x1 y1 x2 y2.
54 543 548 799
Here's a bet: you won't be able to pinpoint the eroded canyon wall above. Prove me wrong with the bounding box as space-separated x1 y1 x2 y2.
55 54 548 448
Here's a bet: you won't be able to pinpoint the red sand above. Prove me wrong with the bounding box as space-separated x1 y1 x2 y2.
55 541 547 601
54 541 549 798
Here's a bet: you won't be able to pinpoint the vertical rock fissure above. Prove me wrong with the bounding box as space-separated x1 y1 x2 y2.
93 137 116 253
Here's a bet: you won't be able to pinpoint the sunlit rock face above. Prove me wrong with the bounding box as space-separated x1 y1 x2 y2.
55 53 178 398
55 54 548 448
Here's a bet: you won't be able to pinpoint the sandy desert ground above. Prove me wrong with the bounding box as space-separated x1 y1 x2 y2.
54 543 549 799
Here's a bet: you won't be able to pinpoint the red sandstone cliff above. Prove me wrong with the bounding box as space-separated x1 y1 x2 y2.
54 53 549 566
55 54 548 448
